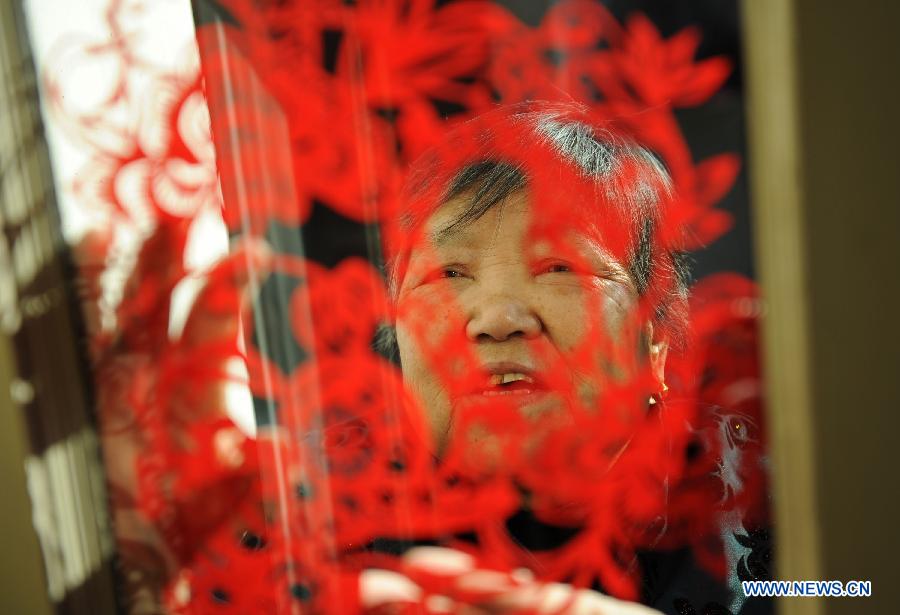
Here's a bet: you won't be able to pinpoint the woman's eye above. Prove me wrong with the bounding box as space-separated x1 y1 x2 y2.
540 262 573 274
422 266 467 283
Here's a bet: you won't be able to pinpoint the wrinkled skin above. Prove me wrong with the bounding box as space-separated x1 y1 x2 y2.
396 190 668 454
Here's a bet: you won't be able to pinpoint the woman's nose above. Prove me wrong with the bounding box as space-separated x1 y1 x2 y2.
465 292 542 342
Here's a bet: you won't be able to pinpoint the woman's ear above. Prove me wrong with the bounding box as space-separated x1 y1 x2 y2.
644 322 668 389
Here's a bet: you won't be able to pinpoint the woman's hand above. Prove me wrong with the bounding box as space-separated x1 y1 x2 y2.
360 547 663 614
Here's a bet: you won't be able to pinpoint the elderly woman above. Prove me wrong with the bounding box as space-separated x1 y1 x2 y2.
387 101 682 455
361 101 737 614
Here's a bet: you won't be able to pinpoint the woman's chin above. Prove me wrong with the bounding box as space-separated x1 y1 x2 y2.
453 388 567 423
435 391 574 469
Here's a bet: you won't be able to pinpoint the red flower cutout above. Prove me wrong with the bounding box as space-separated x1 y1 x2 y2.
610 14 732 108
289 258 389 357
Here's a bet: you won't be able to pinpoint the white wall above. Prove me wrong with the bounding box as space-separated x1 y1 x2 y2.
23 0 255 436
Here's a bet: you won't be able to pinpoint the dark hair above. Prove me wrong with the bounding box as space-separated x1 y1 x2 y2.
379 101 691 355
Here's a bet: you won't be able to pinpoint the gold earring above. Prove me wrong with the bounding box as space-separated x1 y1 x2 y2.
648 382 668 407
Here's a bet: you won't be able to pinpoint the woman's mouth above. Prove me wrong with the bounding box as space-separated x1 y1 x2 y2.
460 363 559 403
482 372 541 396
451 366 571 433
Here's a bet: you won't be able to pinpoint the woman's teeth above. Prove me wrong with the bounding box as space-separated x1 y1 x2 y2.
488 372 534 386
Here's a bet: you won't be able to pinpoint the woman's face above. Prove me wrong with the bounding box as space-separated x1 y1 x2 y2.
395 190 665 453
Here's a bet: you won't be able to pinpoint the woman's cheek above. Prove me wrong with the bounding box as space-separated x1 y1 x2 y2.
540 280 634 351
396 321 453 451
541 283 642 407
396 291 467 452
537 283 589 349
398 286 468 350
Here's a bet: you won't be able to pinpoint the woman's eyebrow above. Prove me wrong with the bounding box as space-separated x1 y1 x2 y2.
429 221 472 247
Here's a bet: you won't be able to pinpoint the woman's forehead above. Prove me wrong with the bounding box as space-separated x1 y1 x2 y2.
418 190 605 252
423 191 526 245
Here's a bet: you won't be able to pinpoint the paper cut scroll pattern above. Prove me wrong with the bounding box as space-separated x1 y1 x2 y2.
45 0 766 612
